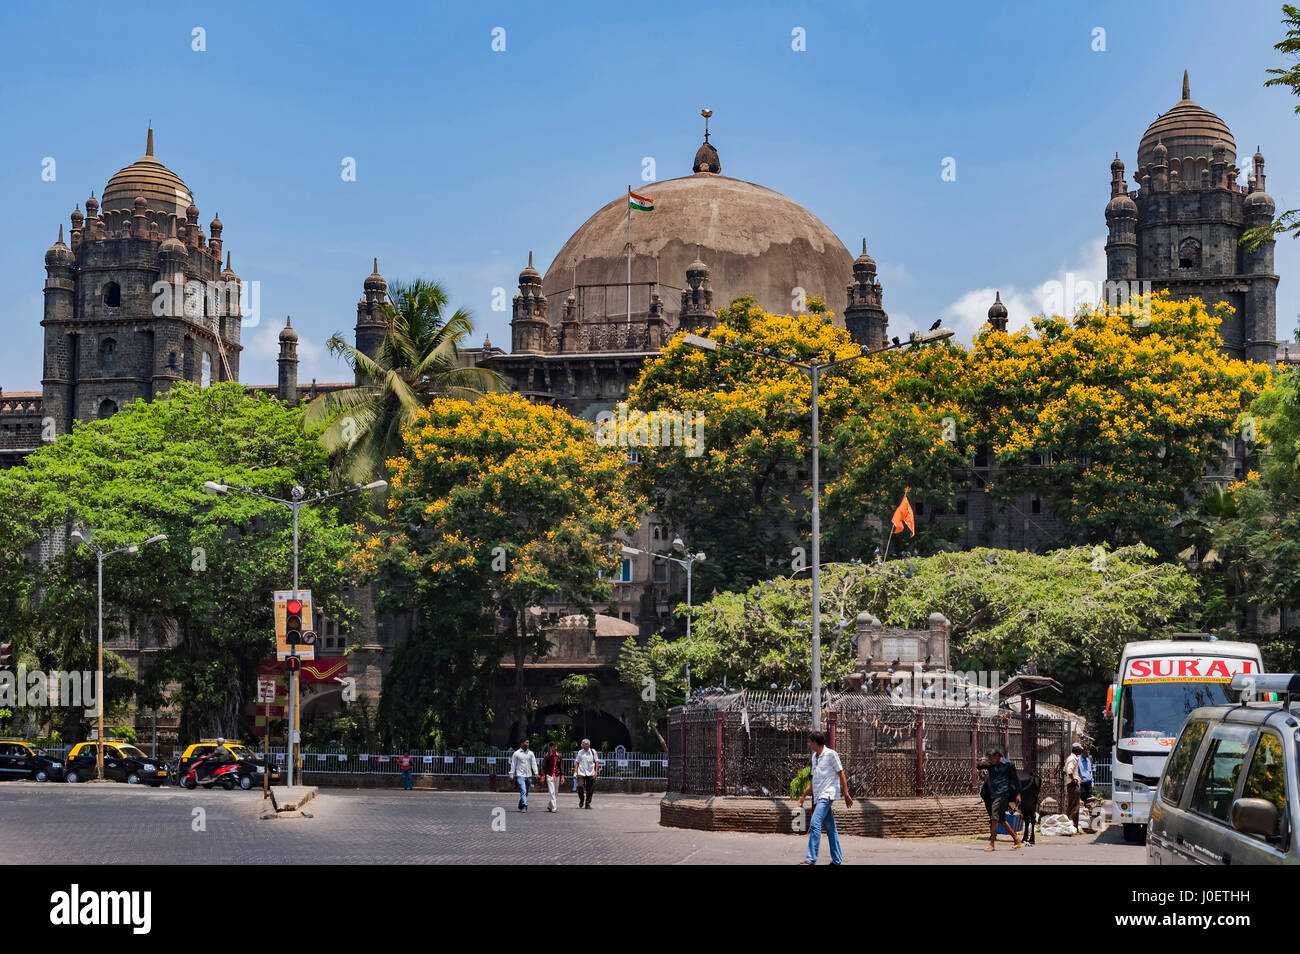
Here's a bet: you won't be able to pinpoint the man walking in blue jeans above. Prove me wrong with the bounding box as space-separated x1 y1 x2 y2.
796 731 853 865
509 738 539 812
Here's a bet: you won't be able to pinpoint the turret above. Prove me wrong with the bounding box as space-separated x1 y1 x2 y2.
354 258 388 382
510 252 550 353
277 316 299 404
986 291 1008 333
843 239 888 348
1104 154 1138 281
678 249 715 332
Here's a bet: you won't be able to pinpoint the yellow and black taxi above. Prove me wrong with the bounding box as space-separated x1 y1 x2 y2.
178 739 280 790
0 739 64 782
63 741 169 785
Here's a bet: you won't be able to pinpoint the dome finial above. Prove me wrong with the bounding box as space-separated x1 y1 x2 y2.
1182 69 1190 101
701 107 713 142
146 126 154 157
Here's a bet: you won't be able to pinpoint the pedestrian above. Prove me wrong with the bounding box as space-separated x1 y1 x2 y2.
1064 742 1083 829
1078 744 1094 803
976 747 1023 851
509 738 539 812
795 731 853 865
574 738 600 809
398 750 414 791
541 742 564 812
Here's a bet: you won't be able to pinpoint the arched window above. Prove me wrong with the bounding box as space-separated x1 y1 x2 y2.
100 337 116 373
1179 238 1202 269
97 399 118 419
103 282 121 308
200 352 212 388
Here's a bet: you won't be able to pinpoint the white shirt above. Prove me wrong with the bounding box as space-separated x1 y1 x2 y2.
811 747 843 801
574 748 600 777
510 748 538 778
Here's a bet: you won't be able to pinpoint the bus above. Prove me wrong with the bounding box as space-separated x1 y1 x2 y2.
1105 637 1264 844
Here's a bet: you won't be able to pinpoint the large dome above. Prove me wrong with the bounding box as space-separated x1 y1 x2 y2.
1137 70 1235 171
541 170 854 320
101 129 194 218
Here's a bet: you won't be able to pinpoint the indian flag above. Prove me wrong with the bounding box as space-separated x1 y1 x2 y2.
628 189 655 212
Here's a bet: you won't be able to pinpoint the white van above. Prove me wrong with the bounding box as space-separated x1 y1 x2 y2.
1105 637 1264 843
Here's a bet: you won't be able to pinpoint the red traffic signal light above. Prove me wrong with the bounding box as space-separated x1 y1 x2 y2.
286 599 303 615
285 656 301 673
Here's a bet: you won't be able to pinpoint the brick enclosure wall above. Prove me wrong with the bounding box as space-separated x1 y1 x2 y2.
659 793 989 837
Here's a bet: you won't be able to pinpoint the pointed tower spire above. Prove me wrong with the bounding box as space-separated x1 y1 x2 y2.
146 127 154 156
1182 69 1190 101
58 225 64 243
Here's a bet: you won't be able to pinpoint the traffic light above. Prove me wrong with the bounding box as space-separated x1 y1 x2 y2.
285 598 303 646
285 656 301 673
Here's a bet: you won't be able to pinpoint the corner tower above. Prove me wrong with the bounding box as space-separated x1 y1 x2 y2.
40 130 242 437
1106 71 1278 363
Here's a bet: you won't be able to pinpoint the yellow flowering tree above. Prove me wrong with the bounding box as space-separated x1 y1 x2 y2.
372 392 642 744
969 292 1269 549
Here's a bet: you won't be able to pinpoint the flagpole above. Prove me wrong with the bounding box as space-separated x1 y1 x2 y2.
626 185 632 326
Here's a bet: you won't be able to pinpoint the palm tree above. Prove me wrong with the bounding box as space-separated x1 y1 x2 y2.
302 278 505 482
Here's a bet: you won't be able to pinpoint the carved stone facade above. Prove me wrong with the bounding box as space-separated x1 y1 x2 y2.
1106 72 1278 363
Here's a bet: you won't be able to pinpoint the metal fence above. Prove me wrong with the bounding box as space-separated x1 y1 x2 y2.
277 747 668 780
667 690 1072 805
29 744 669 780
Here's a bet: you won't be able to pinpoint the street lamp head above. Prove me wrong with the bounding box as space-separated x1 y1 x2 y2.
620 545 641 557
363 479 389 492
920 327 955 344
144 534 167 546
203 481 228 495
68 529 88 545
681 333 718 352
291 485 305 501
124 545 139 556
672 536 685 552
696 551 707 562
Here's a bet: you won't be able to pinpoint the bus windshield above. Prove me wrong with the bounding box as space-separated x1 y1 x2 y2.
1120 681 1234 740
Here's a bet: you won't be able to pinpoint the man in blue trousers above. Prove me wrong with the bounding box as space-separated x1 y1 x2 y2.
796 731 853 865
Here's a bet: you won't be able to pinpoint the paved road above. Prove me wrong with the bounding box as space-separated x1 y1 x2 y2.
0 782 1145 865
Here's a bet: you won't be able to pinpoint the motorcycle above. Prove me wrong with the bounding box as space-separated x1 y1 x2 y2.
181 752 242 790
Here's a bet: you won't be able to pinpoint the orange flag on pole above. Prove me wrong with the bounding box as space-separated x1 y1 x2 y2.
891 493 915 537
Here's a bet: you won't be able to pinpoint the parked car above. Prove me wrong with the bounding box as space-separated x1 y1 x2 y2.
177 739 279 790
1148 673 1299 865
0 740 64 782
63 741 169 785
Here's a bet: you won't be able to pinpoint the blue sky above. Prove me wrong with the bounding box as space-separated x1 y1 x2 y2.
2 0 1298 387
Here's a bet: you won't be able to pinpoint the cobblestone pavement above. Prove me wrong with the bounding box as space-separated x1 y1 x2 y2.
0 782 1144 865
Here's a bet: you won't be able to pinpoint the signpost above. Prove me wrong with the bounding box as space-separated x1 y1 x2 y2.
257 676 276 796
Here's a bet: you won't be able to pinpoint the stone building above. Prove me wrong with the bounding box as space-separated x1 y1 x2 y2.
1105 71 1278 363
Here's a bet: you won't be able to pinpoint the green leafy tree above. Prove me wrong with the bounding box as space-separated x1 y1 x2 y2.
302 278 504 483
0 383 363 740
629 547 1197 717
368 393 643 744
1243 4 1300 251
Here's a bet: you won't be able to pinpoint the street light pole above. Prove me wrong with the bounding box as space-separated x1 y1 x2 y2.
68 529 167 781
621 540 705 640
682 327 953 730
204 479 387 788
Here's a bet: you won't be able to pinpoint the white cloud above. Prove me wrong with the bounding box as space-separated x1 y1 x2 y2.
942 236 1108 344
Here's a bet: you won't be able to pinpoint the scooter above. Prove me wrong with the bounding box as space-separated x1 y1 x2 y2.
181 753 242 790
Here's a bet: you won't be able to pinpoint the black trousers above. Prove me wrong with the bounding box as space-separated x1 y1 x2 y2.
577 775 595 806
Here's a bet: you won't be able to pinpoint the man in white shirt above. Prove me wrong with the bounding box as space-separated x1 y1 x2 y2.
796 731 853 865
573 738 601 809
509 738 539 812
